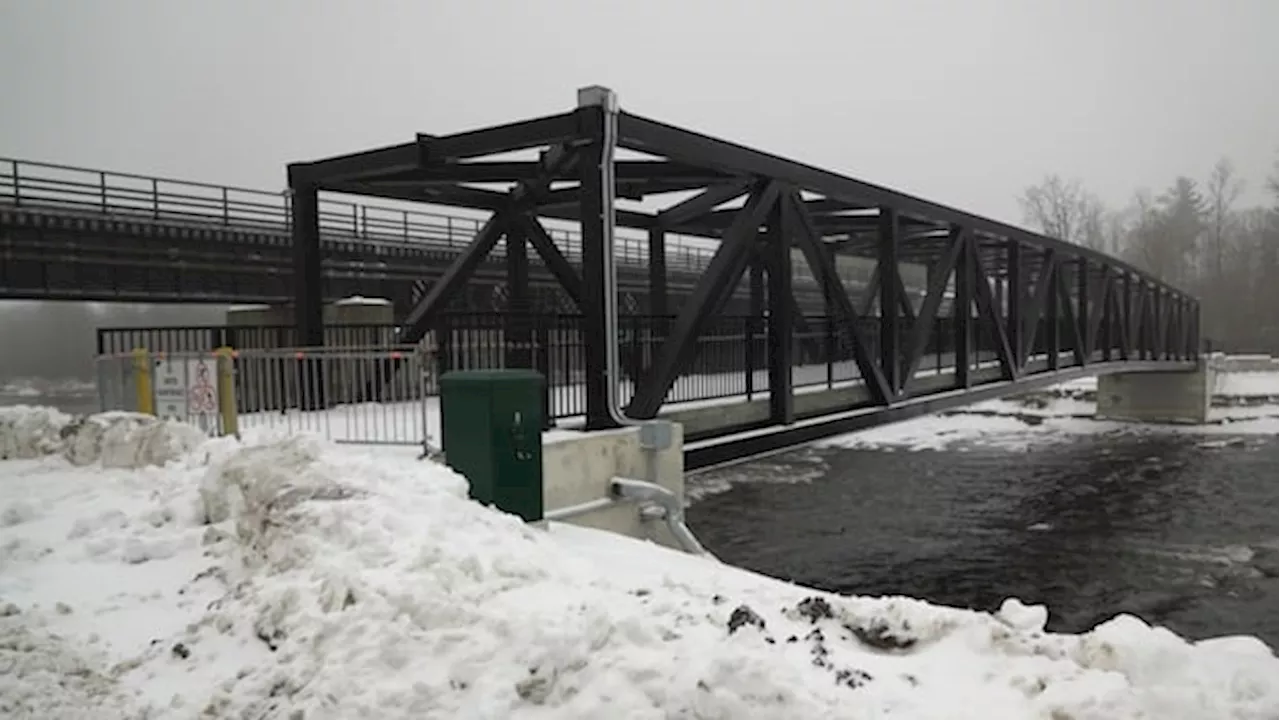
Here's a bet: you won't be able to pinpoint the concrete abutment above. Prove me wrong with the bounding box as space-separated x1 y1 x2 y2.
1095 359 1216 424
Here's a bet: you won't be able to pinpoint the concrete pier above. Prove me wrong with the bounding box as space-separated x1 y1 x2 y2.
1095 359 1216 424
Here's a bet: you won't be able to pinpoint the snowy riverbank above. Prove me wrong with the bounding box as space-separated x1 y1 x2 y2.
1 406 1277 719
816 372 1278 452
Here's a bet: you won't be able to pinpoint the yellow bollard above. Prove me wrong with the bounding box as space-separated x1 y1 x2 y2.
132 348 154 415
214 347 240 438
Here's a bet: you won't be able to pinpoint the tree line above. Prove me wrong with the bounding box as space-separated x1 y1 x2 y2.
1018 160 1278 354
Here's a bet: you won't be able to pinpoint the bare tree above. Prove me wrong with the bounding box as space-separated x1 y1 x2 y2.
1019 158 1276 354
1019 175 1112 251
1203 158 1243 285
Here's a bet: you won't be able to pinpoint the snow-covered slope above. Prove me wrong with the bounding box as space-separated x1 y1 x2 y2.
0 406 1276 719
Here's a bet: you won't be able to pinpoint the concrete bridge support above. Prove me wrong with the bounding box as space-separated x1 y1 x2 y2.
1095 359 1216 424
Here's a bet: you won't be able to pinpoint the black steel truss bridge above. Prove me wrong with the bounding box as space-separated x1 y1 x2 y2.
279 85 1200 460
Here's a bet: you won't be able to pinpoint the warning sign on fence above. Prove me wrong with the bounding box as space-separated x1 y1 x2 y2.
153 357 188 420
188 359 219 418
152 356 220 426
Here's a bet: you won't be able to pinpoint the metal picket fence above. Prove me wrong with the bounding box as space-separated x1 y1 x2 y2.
95 346 432 452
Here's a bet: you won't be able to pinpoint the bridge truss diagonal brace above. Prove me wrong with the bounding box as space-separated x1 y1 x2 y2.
1108 275 1131 360
515 213 584 309
1085 265 1112 358
399 146 578 343
786 190 892 405
968 238 1018 381
1055 263 1087 365
655 181 752 230
626 180 782 419
900 227 966 395
1017 248 1058 364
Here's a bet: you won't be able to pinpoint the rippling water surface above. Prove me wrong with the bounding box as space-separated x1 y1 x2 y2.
687 430 1279 648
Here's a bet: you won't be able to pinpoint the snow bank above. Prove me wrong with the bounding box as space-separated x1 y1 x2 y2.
0 405 206 467
0 409 1276 719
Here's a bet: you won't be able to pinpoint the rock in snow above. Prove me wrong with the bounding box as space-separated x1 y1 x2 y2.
0 406 1276 719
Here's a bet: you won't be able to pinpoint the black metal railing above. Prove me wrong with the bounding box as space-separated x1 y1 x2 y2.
0 157 721 274
95 311 1135 423
1 157 891 290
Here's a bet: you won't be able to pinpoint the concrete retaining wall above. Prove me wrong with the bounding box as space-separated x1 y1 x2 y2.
1096 364 1215 424
541 425 685 550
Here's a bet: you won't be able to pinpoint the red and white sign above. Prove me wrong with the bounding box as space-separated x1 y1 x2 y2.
151 357 220 423
188 359 219 417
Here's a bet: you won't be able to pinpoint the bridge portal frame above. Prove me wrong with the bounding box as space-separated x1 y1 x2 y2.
286 87 1200 432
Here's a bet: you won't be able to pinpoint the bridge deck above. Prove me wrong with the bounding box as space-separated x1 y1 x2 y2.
220 350 1192 469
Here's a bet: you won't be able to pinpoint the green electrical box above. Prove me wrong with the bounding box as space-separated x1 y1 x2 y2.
438 369 545 522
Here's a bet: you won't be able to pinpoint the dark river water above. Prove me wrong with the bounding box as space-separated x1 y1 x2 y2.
687 430 1279 650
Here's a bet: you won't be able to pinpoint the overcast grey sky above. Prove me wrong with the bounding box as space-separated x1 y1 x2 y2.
1 0 1275 226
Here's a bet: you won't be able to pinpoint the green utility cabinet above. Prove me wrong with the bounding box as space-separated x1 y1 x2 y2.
438 369 545 522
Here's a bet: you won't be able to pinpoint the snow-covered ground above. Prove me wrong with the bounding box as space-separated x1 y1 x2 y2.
0 377 96 398
817 371 1278 453
1 405 1277 719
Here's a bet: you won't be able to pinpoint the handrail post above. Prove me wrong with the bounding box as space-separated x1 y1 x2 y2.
222 186 229 224
151 178 160 219
99 171 108 211
402 209 409 241
352 204 358 237
360 205 367 239
446 216 453 247
11 161 19 206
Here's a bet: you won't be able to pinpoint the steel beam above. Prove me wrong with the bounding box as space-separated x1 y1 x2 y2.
746 243 765 399
401 212 510 341
1018 248 1056 363
516 213 584 309
901 227 964 390
422 112 581 162
859 263 881 316
577 108 611 429
627 181 781 419
1075 258 1090 361
1055 261 1086 365
363 160 719 185
953 228 973 388
786 191 891 404
1047 254 1061 370
1006 241 1024 369
766 198 795 424
970 239 1017 380
1086 266 1110 357
647 226 669 321
291 142 424 185
1111 275 1130 360
288 181 324 347
505 225 532 369
879 208 902 394
655 181 750 228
